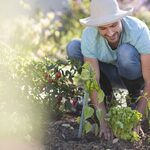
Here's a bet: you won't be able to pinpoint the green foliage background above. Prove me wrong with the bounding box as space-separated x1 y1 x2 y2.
0 0 90 141
6 0 90 60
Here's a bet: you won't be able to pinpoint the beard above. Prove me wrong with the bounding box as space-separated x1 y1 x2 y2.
105 32 121 49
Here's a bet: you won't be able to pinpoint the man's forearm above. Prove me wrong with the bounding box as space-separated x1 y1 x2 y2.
137 98 148 116
137 83 150 116
90 90 107 120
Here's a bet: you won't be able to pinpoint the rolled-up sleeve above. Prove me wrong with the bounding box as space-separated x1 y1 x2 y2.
81 27 98 58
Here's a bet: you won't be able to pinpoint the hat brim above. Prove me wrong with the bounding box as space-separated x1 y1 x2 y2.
79 8 133 26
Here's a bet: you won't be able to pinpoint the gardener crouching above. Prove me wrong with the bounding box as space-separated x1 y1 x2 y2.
67 0 150 140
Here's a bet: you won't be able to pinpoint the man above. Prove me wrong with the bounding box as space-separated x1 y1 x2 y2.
67 0 150 140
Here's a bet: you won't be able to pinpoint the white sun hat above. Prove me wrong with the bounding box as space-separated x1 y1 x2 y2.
79 0 133 27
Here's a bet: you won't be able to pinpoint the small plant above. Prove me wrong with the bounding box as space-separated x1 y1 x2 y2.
106 107 142 142
76 63 104 137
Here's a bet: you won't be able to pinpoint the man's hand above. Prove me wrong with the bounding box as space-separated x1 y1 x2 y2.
134 124 145 138
135 97 147 138
99 119 113 140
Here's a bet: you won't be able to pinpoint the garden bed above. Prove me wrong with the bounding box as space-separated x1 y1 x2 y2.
43 114 150 150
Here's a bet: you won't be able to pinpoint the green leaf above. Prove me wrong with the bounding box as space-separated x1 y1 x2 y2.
80 63 94 81
97 89 105 103
116 121 123 129
85 80 91 91
84 106 94 120
96 108 102 122
65 70 71 77
131 131 140 142
76 116 80 124
94 124 99 136
64 100 72 110
148 100 150 109
84 121 92 134
107 107 142 141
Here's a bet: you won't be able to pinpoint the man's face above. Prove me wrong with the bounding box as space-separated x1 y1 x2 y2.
98 20 122 45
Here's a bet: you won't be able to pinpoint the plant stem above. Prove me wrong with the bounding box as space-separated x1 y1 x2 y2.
77 90 89 138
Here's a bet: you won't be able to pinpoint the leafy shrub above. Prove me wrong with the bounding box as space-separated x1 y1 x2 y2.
13 57 82 119
135 10 150 28
106 107 142 141
76 63 104 137
6 0 90 60
0 40 83 140
0 0 91 140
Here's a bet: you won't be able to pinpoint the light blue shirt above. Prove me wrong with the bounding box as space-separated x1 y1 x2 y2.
81 16 150 65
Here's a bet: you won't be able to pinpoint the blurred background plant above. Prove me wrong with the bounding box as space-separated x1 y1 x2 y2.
0 0 88 141
0 0 150 142
3 0 90 60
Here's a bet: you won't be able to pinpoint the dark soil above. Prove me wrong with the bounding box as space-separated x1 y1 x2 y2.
43 114 150 150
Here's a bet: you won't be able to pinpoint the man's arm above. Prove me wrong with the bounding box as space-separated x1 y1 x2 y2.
84 57 113 140
134 54 150 135
137 54 150 115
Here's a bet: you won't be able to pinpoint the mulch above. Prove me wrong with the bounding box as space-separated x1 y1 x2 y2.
42 114 150 150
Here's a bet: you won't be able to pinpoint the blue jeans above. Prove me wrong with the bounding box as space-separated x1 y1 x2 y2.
66 39 144 100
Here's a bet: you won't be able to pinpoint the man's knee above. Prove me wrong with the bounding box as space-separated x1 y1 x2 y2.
117 43 142 79
66 39 82 59
117 44 139 66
